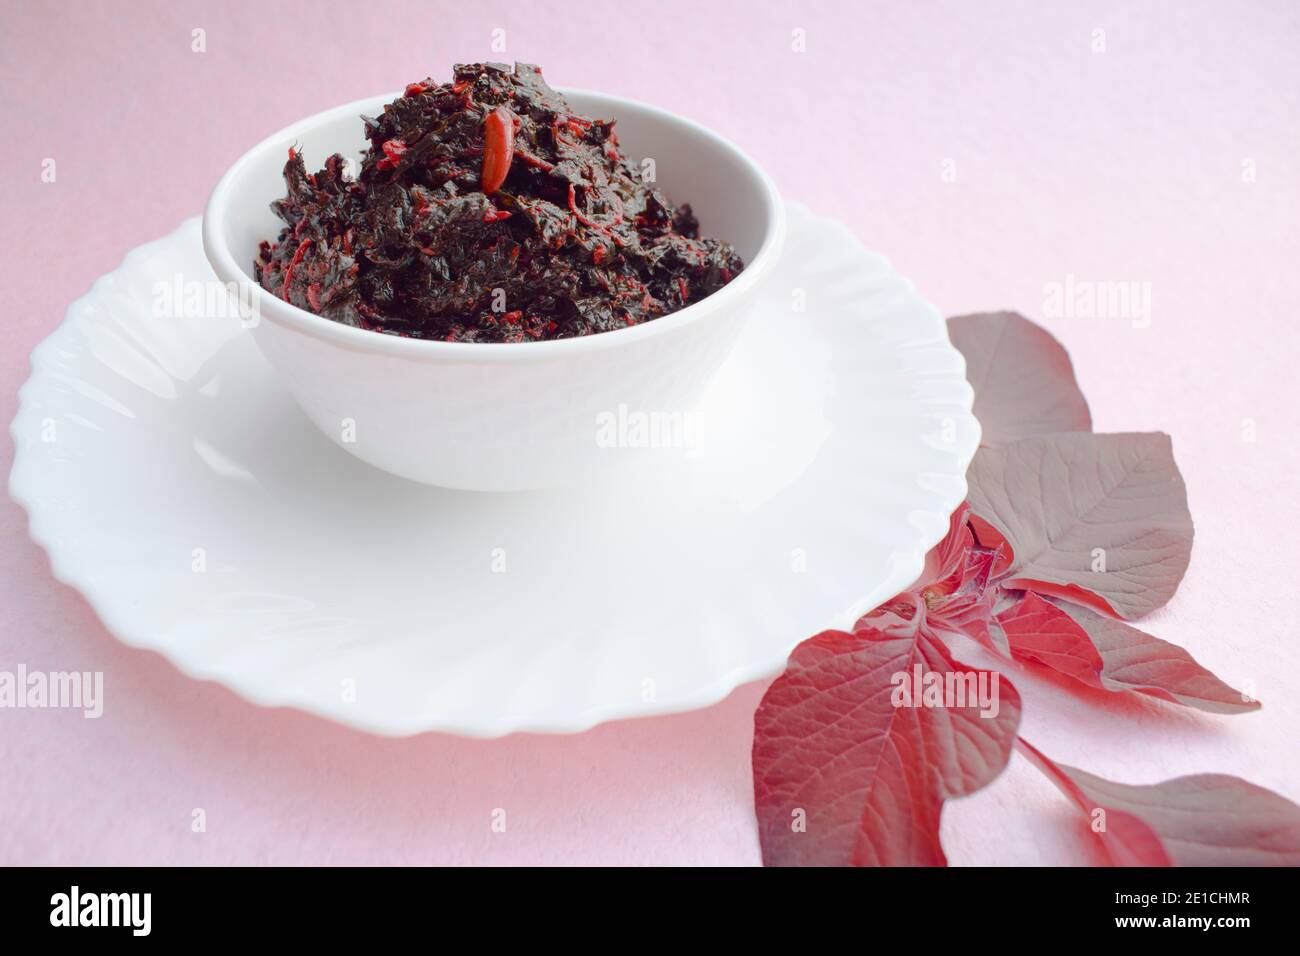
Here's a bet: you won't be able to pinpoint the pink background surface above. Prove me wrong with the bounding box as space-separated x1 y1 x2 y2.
2 1 1298 865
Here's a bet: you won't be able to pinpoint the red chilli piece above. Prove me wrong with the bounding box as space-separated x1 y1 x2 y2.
481 107 516 195
376 139 409 171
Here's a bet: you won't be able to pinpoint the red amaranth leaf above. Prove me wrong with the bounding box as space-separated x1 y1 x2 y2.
966 432 1193 619
1018 738 1300 866
948 311 1091 446
920 502 974 589
752 625 1020 866
998 592 1258 714
857 504 1008 655
968 512 1015 577
924 547 1007 655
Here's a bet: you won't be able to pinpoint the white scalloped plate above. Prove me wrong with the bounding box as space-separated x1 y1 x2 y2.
9 203 977 737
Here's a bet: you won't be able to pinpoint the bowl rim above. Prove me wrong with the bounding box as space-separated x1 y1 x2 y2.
202 86 785 362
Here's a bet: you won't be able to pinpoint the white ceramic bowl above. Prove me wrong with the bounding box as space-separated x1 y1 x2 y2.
202 88 785 491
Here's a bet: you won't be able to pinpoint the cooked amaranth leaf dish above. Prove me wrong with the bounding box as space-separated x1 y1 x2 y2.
255 62 745 343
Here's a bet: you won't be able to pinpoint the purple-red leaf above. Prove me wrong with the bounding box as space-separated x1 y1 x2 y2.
966 432 1193 619
968 512 1015 578
1018 738 1300 866
998 592 1259 714
948 311 1092 446
752 625 1020 866
928 547 1007 655
919 502 974 589
860 504 1008 655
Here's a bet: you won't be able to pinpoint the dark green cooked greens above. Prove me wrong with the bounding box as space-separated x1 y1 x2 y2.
255 62 744 343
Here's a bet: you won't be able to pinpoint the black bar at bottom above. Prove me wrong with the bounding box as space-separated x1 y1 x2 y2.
0 866 1290 940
